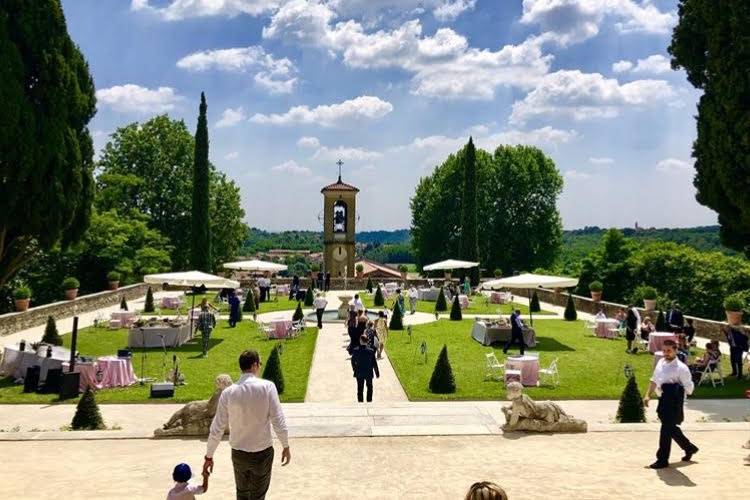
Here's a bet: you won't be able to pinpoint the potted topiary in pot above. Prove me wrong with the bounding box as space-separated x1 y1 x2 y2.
723 293 745 326
398 264 408 280
12 284 32 312
355 263 364 278
493 268 502 278
589 281 603 302
107 271 121 290
62 277 80 300
641 286 657 311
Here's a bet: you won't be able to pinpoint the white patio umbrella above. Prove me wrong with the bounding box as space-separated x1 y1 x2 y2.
480 273 579 324
423 259 479 271
222 259 287 273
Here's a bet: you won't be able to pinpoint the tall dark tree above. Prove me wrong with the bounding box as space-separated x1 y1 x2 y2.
0 0 96 287
191 92 211 271
262 345 285 395
616 375 646 423
459 138 479 285
669 0 750 256
429 345 456 394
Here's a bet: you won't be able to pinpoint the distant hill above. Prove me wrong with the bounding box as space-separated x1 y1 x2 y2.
242 228 410 254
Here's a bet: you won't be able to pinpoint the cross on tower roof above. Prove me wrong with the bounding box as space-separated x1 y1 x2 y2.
336 159 343 182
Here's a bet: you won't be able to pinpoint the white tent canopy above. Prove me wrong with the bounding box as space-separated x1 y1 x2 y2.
423 259 479 271
223 259 287 273
480 273 578 290
143 270 239 289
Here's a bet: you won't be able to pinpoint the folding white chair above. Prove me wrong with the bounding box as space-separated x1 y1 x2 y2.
539 357 560 387
697 362 724 387
484 352 504 381
583 320 596 336
288 319 305 338
258 322 274 340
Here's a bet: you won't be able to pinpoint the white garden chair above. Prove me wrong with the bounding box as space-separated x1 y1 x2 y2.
484 352 504 381
697 361 724 387
538 357 560 387
583 319 596 336
258 322 274 340
288 319 305 338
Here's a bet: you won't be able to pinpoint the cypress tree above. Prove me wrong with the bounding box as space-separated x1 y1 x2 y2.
144 287 155 313
655 310 666 331
242 288 256 313
564 293 577 321
616 375 646 423
530 291 540 313
42 316 62 346
262 345 285 394
292 301 304 322
389 302 404 330
120 296 128 311
366 277 373 293
429 345 456 393
304 285 314 306
190 92 211 272
374 285 385 306
449 294 462 321
435 287 448 312
458 137 479 285
71 387 105 430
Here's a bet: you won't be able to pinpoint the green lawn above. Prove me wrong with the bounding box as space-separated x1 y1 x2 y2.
156 292 300 316
0 318 317 404
387 319 750 401
360 293 554 316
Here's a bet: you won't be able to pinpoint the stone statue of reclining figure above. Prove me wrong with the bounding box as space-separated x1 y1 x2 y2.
501 381 587 433
154 374 233 437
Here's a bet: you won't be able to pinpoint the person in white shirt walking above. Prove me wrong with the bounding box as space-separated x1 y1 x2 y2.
643 339 698 469
353 293 365 313
203 350 291 499
313 293 328 328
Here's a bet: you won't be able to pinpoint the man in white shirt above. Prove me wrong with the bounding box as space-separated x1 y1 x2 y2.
643 339 698 469
313 293 328 328
408 286 419 315
204 350 291 499
353 293 365 313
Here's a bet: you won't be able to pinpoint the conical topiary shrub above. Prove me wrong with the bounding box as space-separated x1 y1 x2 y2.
144 286 155 313
242 288 256 313
304 285 314 306
374 285 385 307
120 296 128 311
292 301 304 322
42 316 62 346
564 293 577 321
389 302 404 330
450 294 462 321
366 277 373 293
435 287 448 312
616 375 646 423
655 310 666 331
71 387 105 430
530 291 540 313
429 344 456 394
262 344 285 394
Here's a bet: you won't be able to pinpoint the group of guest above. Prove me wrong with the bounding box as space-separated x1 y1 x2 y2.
688 340 721 381
315 270 332 291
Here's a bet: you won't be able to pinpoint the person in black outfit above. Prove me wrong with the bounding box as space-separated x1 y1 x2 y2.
346 306 358 354
625 305 638 353
682 318 696 343
503 310 525 355
351 334 380 402
666 303 685 332
316 270 324 291
289 275 300 300
324 271 331 292
724 324 749 379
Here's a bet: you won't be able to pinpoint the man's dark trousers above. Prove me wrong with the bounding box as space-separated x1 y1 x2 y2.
231 446 274 500
316 308 324 329
503 331 525 355
357 377 373 402
655 383 695 464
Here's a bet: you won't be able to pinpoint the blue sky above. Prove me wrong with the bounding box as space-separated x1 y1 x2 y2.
61 0 716 231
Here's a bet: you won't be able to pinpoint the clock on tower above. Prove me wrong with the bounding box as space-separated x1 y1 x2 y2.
321 162 358 278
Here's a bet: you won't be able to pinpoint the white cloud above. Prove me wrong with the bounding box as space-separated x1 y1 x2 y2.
589 157 614 165
521 0 676 46
95 84 183 113
297 136 321 148
509 70 674 124
564 169 591 180
612 54 671 74
433 0 477 21
224 151 240 160
656 158 692 173
394 126 577 154
313 145 382 162
271 160 311 175
215 107 246 128
250 95 393 127
131 0 281 21
177 46 297 94
263 2 552 99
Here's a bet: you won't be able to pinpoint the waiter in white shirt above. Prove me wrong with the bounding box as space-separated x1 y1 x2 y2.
204 350 290 499
643 339 698 469
353 293 365 313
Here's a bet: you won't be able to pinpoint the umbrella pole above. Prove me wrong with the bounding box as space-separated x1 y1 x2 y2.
190 291 196 339
528 288 534 326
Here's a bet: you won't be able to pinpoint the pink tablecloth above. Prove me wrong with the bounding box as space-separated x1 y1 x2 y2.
97 356 137 388
111 311 137 327
63 361 100 391
648 332 677 354
276 285 290 296
270 319 292 339
595 319 619 338
506 355 540 386
160 296 182 309
489 292 508 304
653 351 664 369
458 295 470 309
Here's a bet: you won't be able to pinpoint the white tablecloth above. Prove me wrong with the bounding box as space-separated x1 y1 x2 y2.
0 345 70 381
470 321 536 347
418 288 441 301
127 324 191 348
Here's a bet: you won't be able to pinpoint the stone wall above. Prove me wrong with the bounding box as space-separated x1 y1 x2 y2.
0 283 155 337
529 287 748 343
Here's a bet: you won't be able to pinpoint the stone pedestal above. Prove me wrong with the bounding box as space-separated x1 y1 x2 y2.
338 295 352 320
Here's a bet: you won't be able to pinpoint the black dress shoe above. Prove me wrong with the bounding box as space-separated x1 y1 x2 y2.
682 446 699 461
648 461 669 469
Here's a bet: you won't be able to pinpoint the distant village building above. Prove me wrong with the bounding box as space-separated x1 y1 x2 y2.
354 258 401 279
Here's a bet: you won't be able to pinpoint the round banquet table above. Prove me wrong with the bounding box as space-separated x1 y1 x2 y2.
62 361 100 391
595 318 619 338
648 332 677 354
269 319 292 339
111 310 137 327
505 355 540 386
458 294 470 309
96 356 137 388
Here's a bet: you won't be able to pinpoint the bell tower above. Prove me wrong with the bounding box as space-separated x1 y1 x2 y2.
322 161 358 278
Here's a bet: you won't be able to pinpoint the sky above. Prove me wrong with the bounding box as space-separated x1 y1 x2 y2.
60 0 718 231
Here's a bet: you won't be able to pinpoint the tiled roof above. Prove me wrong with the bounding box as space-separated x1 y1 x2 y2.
321 176 359 193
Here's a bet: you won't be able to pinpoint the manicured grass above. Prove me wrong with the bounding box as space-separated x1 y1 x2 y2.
360 293 555 316
387 319 750 401
0 318 317 404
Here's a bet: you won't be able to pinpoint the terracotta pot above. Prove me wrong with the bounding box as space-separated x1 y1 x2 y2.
590 291 602 302
108 281 120 290
401 272 408 280
14 298 30 312
725 310 743 326
643 299 656 310
64 288 78 300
